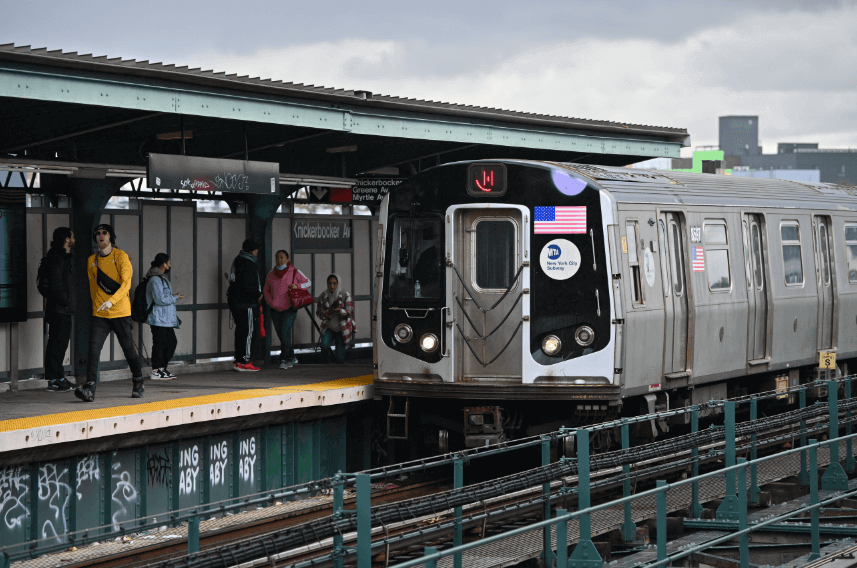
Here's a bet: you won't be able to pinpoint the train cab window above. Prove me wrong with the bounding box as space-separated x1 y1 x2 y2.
781 222 804 286
669 222 685 296
704 221 731 292
846 225 857 283
473 218 516 292
387 216 443 300
659 220 670 297
626 221 643 304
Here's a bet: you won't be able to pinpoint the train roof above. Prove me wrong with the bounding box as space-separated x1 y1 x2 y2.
545 162 857 212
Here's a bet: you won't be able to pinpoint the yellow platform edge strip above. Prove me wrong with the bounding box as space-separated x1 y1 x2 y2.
0 375 374 434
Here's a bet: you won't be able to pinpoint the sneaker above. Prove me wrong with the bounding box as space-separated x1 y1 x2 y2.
234 361 261 372
279 360 291 370
47 379 74 392
131 379 145 398
150 368 176 381
288 357 298 367
74 385 95 402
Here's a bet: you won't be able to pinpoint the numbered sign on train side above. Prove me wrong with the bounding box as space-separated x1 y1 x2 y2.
819 351 836 370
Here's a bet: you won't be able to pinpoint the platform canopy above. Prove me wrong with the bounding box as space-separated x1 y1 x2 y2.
0 43 689 192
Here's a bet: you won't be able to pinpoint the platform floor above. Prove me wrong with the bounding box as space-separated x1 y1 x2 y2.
0 364 374 452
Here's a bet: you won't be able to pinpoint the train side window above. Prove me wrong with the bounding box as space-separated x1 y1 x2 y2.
473 218 516 292
626 221 643 304
659 220 670 297
669 222 685 296
751 222 764 290
819 223 831 286
846 224 857 283
742 221 752 290
704 220 731 292
781 222 804 286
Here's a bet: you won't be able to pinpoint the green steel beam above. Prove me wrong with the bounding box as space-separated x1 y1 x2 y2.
0 64 682 158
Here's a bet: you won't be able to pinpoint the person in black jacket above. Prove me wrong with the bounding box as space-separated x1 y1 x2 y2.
228 238 262 371
43 227 76 392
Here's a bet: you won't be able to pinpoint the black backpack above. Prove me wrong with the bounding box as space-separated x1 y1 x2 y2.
36 256 51 298
131 276 157 323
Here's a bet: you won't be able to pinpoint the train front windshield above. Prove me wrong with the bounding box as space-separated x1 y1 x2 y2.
386 216 443 300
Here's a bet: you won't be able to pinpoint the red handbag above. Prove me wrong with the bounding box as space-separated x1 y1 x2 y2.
289 287 314 309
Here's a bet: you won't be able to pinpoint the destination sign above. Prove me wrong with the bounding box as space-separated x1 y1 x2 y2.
308 178 403 204
148 154 280 195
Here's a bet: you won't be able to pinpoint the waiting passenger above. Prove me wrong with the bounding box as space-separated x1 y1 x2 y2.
75 224 144 402
145 253 184 380
227 238 263 372
264 250 311 370
315 273 354 365
41 227 76 393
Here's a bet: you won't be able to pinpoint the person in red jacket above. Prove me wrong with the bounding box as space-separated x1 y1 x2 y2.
263 250 311 369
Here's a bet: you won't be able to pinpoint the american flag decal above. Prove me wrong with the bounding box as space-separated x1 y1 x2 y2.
692 247 705 272
534 206 586 234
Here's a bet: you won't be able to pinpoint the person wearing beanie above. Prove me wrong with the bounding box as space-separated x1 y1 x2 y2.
145 253 184 380
42 227 76 392
227 237 263 371
263 250 310 369
74 223 145 402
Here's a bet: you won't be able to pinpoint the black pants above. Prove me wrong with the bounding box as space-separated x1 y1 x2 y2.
86 316 143 389
45 312 72 382
232 306 255 363
150 326 178 369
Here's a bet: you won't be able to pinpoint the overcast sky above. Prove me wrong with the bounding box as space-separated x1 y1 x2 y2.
2 0 856 157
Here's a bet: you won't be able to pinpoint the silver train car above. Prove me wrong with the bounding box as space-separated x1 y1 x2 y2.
373 159 857 452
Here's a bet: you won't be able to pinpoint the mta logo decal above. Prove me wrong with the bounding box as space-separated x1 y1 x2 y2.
548 244 562 260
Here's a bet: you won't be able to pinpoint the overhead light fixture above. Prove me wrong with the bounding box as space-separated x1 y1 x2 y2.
156 130 193 140
326 145 358 154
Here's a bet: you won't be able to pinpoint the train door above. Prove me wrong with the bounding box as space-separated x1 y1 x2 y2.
659 212 689 375
814 216 836 350
743 214 769 362
451 208 524 381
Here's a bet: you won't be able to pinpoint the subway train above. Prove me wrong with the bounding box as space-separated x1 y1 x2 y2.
372 159 857 452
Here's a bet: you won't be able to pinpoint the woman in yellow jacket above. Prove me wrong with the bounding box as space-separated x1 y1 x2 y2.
74 224 144 402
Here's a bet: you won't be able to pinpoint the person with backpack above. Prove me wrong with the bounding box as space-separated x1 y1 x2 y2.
74 224 144 402
40 227 76 392
144 253 183 380
227 238 263 372
263 250 310 370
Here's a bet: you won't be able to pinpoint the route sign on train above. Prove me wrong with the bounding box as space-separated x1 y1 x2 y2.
308 178 403 204
820 351 836 370
148 154 280 194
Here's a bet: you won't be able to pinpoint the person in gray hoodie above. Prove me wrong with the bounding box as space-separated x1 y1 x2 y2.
315 273 354 364
145 253 184 379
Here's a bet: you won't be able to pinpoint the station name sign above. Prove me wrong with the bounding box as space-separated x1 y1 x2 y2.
292 219 352 251
148 154 280 194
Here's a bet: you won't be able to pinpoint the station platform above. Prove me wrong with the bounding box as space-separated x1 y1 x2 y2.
0 364 374 457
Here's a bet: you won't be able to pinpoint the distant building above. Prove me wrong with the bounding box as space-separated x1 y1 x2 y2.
730 168 820 183
719 116 762 157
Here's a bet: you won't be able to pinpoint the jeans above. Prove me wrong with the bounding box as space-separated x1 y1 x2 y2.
232 306 255 363
150 326 178 369
87 316 143 389
45 312 72 382
270 309 298 362
320 329 346 364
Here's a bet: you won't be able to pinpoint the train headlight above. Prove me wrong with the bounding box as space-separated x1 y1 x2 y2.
420 333 439 353
542 335 561 356
574 326 595 347
394 324 413 343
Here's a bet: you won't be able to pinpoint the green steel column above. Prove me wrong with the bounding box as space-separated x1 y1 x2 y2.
800 389 809 486
424 546 438 568
716 401 741 521
691 409 703 518
750 398 759 505
656 480 667 563
621 421 634 541
556 508 568 568
332 473 344 568
454 457 463 568
568 429 602 567
822 379 849 490
847 378 855 473
737 459 749 568
187 515 199 554
809 440 820 562
356 473 371 568
541 435 554 568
